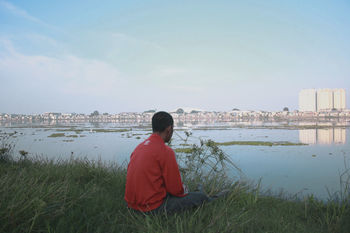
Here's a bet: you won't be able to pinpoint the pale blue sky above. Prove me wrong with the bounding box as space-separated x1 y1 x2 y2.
0 0 349 114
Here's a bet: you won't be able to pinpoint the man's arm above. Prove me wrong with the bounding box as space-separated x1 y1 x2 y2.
160 147 186 197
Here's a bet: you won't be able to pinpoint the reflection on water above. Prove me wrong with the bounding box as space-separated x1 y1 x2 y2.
299 128 346 144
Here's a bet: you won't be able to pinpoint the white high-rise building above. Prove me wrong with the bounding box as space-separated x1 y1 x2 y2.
333 89 346 110
317 89 333 111
299 88 346 112
299 89 317 112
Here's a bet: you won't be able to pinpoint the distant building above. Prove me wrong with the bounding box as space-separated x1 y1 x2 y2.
333 89 346 110
317 89 333 111
299 89 317 112
299 88 346 112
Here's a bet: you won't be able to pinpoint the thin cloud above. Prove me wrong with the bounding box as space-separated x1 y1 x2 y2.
112 32 163 50
0 37 16 54
0 39 126 97
156 67 187 77
0 1 42 23
0 1 60 31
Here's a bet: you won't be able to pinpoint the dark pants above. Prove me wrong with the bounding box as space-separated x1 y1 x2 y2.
148 191 210 214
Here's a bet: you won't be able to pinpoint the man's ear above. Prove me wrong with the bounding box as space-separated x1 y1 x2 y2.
165 125 172 134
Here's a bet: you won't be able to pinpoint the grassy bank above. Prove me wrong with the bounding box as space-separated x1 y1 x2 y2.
1 135 349 233
0 158 349 233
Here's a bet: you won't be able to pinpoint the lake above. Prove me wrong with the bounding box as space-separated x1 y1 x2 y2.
1 121 349 201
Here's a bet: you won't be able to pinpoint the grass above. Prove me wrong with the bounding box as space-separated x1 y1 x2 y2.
0 158 349 233
0 137 349 233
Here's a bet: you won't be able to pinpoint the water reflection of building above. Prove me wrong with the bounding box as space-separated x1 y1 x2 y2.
299 128 346 145
299 129 317 144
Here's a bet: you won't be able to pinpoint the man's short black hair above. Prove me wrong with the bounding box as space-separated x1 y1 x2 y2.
152 111 174 132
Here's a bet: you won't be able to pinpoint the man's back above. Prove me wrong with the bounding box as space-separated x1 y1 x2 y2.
124 133 185 212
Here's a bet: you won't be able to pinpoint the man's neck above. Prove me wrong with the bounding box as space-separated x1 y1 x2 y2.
153 132 166 143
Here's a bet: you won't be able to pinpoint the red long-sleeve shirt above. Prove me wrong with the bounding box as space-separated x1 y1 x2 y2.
124 133 186 212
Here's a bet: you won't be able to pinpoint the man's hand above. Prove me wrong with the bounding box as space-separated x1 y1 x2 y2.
182 183 189 194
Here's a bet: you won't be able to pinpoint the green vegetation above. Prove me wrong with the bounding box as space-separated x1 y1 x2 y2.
56 128 130 133
56 128 84 134
174 147 194 154
179 143 191 146
19 150 29 159
0 138 349 233
214 141 308 146
192 127 230 131
66 135 78 138
47 133 65 138
175 141 307 151
92 128 131 133
233 124 349 130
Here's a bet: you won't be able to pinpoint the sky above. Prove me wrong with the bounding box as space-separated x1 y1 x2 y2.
0 0 349 114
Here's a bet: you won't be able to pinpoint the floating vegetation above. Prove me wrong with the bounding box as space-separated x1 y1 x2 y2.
135 136 141 139
63 140 74 142
67 135 78 138
234 124 349 130
57 128 84 134
8 132 17 137
48 133 65 138
214 141 308 146
7 125 75 129
79 135 86 137
179 143 191 146
192 127 230 131
174 140 306 153
174 148 194 154
312 154 317 157
92 129 130 133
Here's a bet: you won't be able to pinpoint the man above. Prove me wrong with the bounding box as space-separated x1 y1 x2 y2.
124 111 210 214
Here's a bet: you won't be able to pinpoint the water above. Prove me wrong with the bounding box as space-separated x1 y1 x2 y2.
1 122 349 200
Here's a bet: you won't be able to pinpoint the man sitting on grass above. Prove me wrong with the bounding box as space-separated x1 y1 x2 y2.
124 111 210 214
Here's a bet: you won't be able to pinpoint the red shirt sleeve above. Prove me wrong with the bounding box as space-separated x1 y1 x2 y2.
159 146 186 197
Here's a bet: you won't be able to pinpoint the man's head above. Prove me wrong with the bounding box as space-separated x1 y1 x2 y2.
152 111 174 143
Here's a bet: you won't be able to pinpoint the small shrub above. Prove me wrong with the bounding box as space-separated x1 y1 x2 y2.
0 134 14 162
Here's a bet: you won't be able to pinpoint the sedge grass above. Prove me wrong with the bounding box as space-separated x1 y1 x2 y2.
1 158 349 232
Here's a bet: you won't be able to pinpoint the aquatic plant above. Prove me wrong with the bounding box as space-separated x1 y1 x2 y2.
214 141 308 146
48 133 65 138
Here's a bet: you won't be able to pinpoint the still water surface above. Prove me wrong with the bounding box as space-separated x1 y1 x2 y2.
1 122 349 200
